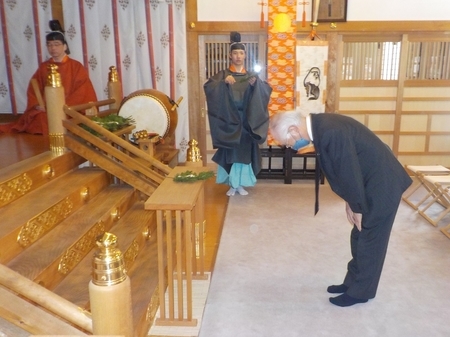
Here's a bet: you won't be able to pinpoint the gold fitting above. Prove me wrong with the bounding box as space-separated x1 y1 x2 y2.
111 208 121 221
42 164 55 179
142 226 152 240
330 23 337 29
80 187 90 201
108 66 119 82
46 64 61 87
91 232 127 286
190 22 196 29
186 139 202 162
49 133 65 154
311 22 319 28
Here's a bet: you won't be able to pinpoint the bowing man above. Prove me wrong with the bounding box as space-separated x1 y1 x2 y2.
270 111 412 307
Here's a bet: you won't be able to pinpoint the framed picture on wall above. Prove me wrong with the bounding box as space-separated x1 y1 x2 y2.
312 0 348 22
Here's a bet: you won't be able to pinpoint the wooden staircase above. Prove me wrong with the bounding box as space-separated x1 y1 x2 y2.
0 103 177 336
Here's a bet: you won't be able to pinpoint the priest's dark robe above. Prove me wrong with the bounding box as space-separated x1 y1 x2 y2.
204 69 272 175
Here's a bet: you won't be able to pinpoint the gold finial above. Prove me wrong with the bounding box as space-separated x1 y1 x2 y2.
187 139 202 163
46 64 61 87
108 66 119 82
91 232 127 286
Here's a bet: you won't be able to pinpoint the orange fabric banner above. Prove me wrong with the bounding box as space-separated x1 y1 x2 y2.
267 0 296 144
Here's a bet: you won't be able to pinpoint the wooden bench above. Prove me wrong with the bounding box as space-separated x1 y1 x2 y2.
258 146 324 184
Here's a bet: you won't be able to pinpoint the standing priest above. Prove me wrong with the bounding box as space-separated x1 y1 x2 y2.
204 32 272 196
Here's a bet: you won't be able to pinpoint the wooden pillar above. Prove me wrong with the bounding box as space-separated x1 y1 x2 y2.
45 64 66 154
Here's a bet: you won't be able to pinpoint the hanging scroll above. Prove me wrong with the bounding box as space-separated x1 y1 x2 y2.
296 40 328 114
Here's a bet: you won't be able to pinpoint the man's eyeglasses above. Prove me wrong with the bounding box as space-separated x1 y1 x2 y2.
46 42 63 47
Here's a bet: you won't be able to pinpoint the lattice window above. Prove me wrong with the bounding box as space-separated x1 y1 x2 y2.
342 41 401 80
204 40 261 79
405 41 450 80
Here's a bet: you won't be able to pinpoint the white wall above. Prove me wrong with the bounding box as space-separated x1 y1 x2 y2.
197 0 450 22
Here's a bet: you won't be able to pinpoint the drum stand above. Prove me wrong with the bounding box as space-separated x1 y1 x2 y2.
137 136 179 168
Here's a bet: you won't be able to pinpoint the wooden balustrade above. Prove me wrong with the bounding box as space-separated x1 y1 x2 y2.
144 166 209 326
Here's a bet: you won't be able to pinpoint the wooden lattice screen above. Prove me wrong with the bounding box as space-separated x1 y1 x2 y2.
342 40 450 81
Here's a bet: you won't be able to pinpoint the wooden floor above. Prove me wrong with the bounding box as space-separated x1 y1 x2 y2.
0 133 228 273
0 133 50 169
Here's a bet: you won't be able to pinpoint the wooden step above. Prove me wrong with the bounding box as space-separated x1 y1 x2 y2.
0 151 86 208
127 228 160 336
53 200 157 308
0 167 111 264
6 185 138 290
52 200 160 336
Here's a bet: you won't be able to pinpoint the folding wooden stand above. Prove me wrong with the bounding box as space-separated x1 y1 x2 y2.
402 165 450 209
440 223 450 239
417 175 450 227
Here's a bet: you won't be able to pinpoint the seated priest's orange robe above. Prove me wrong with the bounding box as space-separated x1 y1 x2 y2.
0 56 97 135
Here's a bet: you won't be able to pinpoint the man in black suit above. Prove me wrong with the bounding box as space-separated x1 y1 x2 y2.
270 111 412 307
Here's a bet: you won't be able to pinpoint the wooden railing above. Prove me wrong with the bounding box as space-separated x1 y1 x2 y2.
63 102 172 196
60 100 208 331
0 264 92 333
145 166 209 327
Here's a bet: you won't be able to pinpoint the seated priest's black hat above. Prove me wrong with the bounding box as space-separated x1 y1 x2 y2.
46 20 70 54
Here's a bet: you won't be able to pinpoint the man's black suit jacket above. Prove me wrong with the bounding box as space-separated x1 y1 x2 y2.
310 113 412 216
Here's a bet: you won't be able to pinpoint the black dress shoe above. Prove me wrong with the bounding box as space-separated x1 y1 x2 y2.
327 284 349 294
329 293 368 307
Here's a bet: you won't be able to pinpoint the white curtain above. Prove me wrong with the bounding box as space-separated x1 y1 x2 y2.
62 0 189 161
0 0 189 161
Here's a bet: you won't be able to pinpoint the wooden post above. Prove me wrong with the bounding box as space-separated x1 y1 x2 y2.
89 233 134 337
45 64 66 154
108 66 122 110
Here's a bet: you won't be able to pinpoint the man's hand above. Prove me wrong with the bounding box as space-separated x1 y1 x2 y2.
345 202 362 231
225 75 236 84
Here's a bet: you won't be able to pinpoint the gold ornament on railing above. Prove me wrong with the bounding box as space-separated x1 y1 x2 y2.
91 232 127 286
108 66 119 83
187 139 202 163
46 64 61 87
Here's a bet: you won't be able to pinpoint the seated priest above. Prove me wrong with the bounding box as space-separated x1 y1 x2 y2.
0 30 97 135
